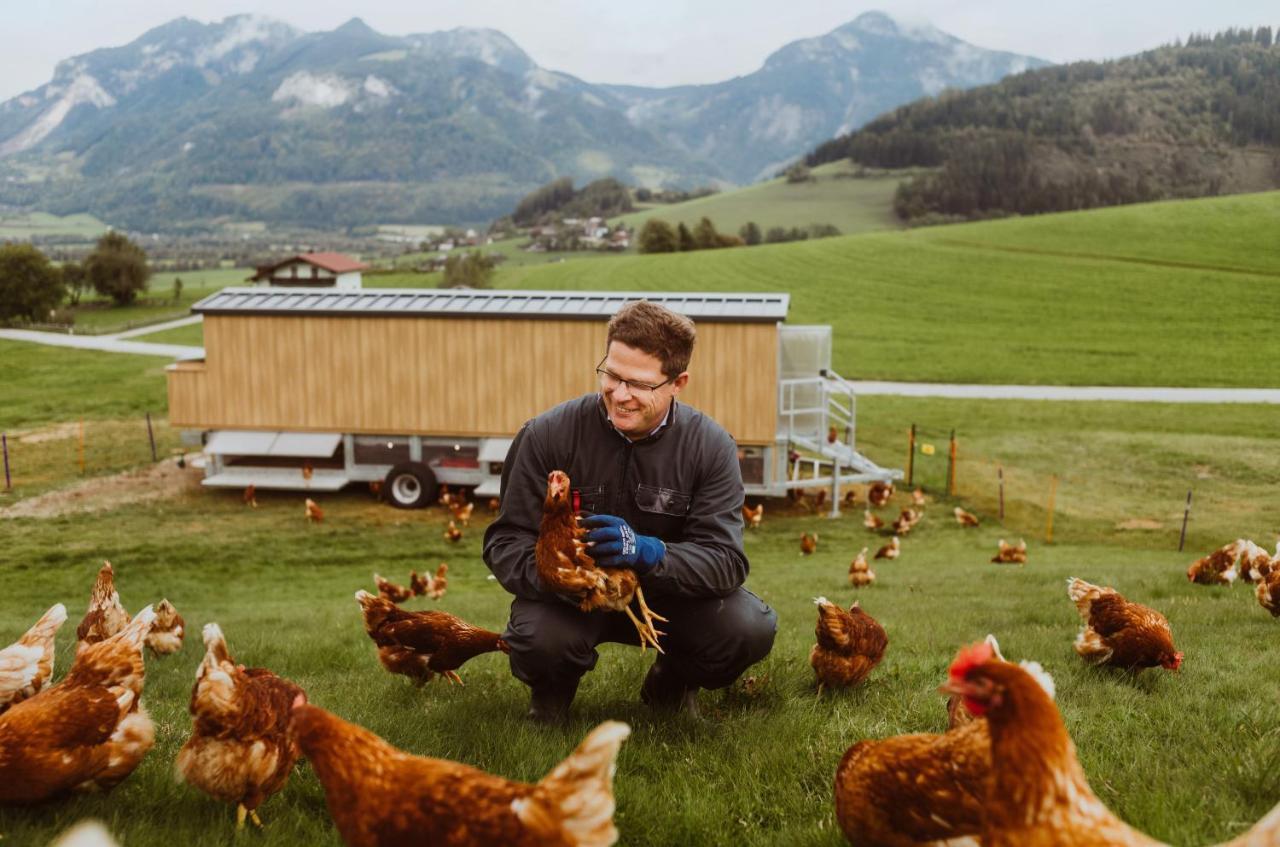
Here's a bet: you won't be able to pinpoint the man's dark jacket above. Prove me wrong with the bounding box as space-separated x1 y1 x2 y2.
483 393 748 601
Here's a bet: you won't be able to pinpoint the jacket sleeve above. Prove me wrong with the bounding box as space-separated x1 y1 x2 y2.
642 427 748 598
482 421 563 602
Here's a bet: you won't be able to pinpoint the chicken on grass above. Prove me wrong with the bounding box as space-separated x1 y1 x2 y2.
535 470 667 653
0 603 67 714
177 623 305 830
810 598 887 696
356 591 508 686
1067 577 1182 672
293 700 630 847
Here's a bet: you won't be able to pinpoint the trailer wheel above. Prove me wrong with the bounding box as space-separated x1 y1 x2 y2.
384 463 435 509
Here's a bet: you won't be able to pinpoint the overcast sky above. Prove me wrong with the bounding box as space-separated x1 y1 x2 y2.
3 1 1276 101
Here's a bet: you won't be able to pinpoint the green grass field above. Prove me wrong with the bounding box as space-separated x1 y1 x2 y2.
3 281 1280 843
613 161 909 237
494 191 1280 388
0 211 108 240
67 268 250 333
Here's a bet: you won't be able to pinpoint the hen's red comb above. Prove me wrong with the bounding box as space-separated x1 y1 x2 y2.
949 640 996 681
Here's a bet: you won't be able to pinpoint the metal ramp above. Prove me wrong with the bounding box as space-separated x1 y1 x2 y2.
776 326 901 515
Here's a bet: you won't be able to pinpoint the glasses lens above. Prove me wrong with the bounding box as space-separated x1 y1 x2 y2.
597 368 653 397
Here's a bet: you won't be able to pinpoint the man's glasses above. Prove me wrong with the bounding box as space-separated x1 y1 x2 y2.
595 358 674 398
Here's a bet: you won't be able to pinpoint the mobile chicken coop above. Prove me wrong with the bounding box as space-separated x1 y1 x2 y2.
166 288 901 509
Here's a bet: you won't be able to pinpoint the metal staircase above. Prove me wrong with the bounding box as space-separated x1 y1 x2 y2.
775 326 901 516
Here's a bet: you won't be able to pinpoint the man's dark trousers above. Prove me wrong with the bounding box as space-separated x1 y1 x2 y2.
504 587 777 693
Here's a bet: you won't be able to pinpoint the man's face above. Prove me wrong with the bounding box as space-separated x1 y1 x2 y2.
598 341 688 439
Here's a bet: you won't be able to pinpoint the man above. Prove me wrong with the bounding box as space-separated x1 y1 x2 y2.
483 299 778 723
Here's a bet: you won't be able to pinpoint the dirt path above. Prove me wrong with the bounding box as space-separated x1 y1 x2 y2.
0 456 204 519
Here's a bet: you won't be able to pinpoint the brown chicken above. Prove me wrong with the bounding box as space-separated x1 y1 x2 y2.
76 560 130 646
410 569 433 597
0 606 156 804
177 623 306 830
243 484 258 508
1257 569 1280 617
444 520 463 543
843 490 857 507
487 496 501 511
868 481 894 508
810 598 888 695
145 598 185 656
848 548 875 588
990 538 1027 565
800 532 819 555
424 563 449 600
305 498 324 523
451 500 475 527
864 509 884 530
535 470 667 652
953 507 980 527
892 508 922 535
941 640 1280 847
294 701 630 847
874 536 900 560
1187 539 1244 585
375 573 416 604
302 461 314 482
1068 577 1181 671
356 590 508 685
438 485 456 508
1238 540 1274 584
0 603 67 714
828 424 839 444
742 502 764 529
836 637 1058 847
912 488 926 506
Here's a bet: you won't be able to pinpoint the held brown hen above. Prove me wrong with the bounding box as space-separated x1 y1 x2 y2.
356 591 508 685
293 701 630 847
0 606 156 804
177 623 306 830
1067 577 1181 671
76 560 130 646
535 470 667 652
810 598 887 696
0 603 67 714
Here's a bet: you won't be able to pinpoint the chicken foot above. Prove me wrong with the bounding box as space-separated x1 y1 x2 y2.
625 587 668 653
235 804 265 830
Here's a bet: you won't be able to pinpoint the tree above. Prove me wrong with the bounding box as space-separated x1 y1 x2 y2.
637 219 677 253
440 251 495 288
676 222 696 252
785 163 812 183
173 276 184 303
739 221 762 246
0 244 67 324
61 260 89 306
86 231 150 305
692 217 721 250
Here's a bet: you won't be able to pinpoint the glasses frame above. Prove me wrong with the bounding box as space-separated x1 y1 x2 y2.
595 357 676 397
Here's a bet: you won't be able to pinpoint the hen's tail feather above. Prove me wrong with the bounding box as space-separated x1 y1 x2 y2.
115 606 156 650
23 603 68 646
514 721 630 847
1066 577 1105 617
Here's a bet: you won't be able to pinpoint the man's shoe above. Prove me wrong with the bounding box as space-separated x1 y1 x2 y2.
640 660 700 718
526 681 577 726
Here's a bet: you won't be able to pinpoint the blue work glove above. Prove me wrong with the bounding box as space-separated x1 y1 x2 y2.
581 514 666 575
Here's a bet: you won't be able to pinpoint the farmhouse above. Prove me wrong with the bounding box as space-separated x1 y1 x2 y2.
248 252 368 290
167 288 898 507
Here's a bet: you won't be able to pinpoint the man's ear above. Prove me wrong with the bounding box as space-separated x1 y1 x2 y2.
670 372 690 396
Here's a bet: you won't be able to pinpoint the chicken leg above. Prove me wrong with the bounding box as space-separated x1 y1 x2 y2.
627 587 669 653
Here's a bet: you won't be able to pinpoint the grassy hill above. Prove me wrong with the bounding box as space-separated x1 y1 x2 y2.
494 191 1280 387
612 161 909 238
806 31 1280 222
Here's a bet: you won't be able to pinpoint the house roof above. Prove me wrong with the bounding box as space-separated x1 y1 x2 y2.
192 288 789 322
248 252 369 281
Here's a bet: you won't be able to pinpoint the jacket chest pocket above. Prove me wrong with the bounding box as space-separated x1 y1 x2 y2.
634 484 691 538
571 485 607 516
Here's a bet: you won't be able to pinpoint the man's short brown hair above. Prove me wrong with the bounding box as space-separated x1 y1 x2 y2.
606 300 696 378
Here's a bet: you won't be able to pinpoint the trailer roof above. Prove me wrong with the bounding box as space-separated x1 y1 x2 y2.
192 288 789 322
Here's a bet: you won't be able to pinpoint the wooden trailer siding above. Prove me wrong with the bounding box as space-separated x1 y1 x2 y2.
168 314 778 443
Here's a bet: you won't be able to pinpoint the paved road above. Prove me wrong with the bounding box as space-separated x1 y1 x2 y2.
3 327 1276 403
0 328 202 359
848 380 1280 404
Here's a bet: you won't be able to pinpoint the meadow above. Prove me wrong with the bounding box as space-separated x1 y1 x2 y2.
0 211 107 240
66 267 249 334
613 161 909 237
2 336 1279 844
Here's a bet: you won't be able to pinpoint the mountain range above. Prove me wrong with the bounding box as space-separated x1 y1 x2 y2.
0 12 1047 231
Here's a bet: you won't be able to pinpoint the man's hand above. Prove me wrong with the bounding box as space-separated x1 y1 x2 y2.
581 514 666 574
